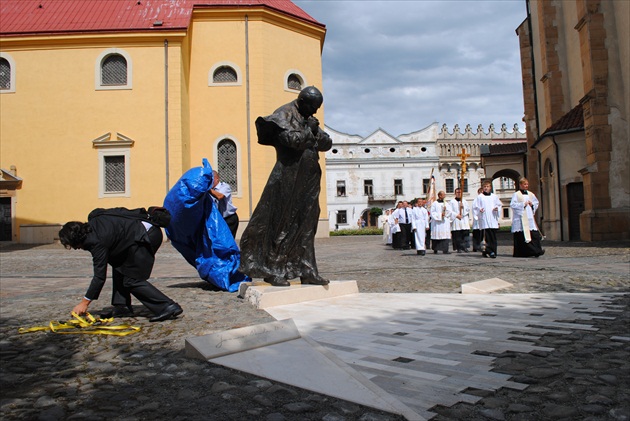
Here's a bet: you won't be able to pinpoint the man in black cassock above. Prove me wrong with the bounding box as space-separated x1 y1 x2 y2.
239 86 332 287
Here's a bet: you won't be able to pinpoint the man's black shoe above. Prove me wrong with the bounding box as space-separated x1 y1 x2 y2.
149 303 183 322
101 305 134 318
489 252 496 259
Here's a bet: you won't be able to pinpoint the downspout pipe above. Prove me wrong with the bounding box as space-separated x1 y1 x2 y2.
245 15 253 217
164 39 170 193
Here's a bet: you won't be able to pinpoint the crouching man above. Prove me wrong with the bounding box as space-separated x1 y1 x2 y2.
58 208 183 322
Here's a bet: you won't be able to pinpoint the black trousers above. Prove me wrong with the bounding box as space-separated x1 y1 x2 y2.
111 226 174 314
472 229 483 251
481 228 498 255
399 223 412 249
224 213 239 238
451 230 468 251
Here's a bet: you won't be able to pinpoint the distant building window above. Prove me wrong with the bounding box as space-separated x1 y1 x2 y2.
96 49 132 90
102 55 127 86
0 54 16 93
217 139 238 192
337 180 346 197
213 66 237 83
394 179 403 195
445 179 454 193
336 210 347 224
364 180 373 196
500 177 515 190
458 178 469 193
503 208 510 219
423 178 431 194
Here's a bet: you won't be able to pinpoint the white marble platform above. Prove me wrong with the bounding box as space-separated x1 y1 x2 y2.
187 292 624 420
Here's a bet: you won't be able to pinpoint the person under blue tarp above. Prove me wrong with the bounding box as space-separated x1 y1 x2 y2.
163 159 250 292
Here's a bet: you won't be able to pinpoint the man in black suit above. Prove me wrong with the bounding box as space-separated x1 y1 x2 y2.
59 209 182 322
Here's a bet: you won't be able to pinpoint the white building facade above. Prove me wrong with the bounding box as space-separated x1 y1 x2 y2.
325 123 526 231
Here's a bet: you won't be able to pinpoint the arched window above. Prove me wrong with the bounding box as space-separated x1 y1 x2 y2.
0 58 11 90
208 62 242 87
213 66 237 83
96 49 132 90
0 53 16 93
287 73 303 91
101 54 127 86
217 139 238 192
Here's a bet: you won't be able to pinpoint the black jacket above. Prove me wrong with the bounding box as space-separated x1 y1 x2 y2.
82 212 154 300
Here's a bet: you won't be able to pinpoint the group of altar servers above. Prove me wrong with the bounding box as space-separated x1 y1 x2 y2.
381 178 544 258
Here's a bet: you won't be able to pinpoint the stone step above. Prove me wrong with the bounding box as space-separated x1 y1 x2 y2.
238 280 359 309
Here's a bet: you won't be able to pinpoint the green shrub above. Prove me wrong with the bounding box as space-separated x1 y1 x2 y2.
330 227 383 236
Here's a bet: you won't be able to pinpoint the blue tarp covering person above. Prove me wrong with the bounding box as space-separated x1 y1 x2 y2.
163 159 250 292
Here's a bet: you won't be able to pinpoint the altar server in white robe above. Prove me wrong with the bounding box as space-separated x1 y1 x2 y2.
471 187 484 252
430 191 453 254
411 198 430 255
448 188 471 252
472 180 502 258
510 177 544 257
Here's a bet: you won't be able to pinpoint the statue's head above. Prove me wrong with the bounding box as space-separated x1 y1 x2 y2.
297 86 323 117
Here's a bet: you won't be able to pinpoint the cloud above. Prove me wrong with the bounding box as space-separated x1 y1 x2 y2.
294 0 527 136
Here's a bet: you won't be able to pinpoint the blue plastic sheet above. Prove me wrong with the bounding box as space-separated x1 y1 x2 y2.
163 159 250 292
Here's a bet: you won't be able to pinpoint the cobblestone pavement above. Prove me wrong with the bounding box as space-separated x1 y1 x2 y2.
1 235 628 420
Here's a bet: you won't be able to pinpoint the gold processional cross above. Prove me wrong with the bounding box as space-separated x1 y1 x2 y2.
457 148 471 190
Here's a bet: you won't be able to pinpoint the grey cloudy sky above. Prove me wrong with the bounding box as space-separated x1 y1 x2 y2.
294 0 528 137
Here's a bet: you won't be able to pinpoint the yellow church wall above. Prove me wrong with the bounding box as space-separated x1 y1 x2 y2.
185 9 328 223
0 35 184 238
0 5 328 242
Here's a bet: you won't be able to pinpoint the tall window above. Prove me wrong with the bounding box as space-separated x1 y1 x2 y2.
96 49 132 90
336 210 347 224
101 54 127 86
0 58 10 90
0 53 16 93
364 180 373 196
104 156 126 193
336 180 346 197
394 179 403 195
213 66 237 83
217 139 238 192
423 178 430 194
445 179 454 193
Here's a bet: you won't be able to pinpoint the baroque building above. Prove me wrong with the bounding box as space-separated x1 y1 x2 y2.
325 123 526 231
0 0 328 243
516 0 629 241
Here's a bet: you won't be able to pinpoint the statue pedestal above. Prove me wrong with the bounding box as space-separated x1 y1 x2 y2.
238 280 359 309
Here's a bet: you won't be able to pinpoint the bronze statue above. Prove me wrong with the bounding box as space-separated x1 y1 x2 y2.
239 86 332 287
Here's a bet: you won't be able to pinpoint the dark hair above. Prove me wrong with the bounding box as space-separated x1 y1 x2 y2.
59 222 91 250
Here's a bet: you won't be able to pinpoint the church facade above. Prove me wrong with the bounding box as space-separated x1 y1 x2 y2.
517 0 629 241
0 0 328 242
325 123 526 231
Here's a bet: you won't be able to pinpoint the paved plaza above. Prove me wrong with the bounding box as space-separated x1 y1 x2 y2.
1 235 629 420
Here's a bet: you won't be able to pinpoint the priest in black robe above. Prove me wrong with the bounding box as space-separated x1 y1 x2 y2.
239 86 332 287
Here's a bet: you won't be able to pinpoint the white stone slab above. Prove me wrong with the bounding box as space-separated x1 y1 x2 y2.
212 336 424 420
185 319 300 360
461 277 513 294
239 280 359 309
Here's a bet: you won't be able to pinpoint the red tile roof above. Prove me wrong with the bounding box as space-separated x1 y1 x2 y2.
542 103 584 135
0 0 321 36
483 142 528 156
